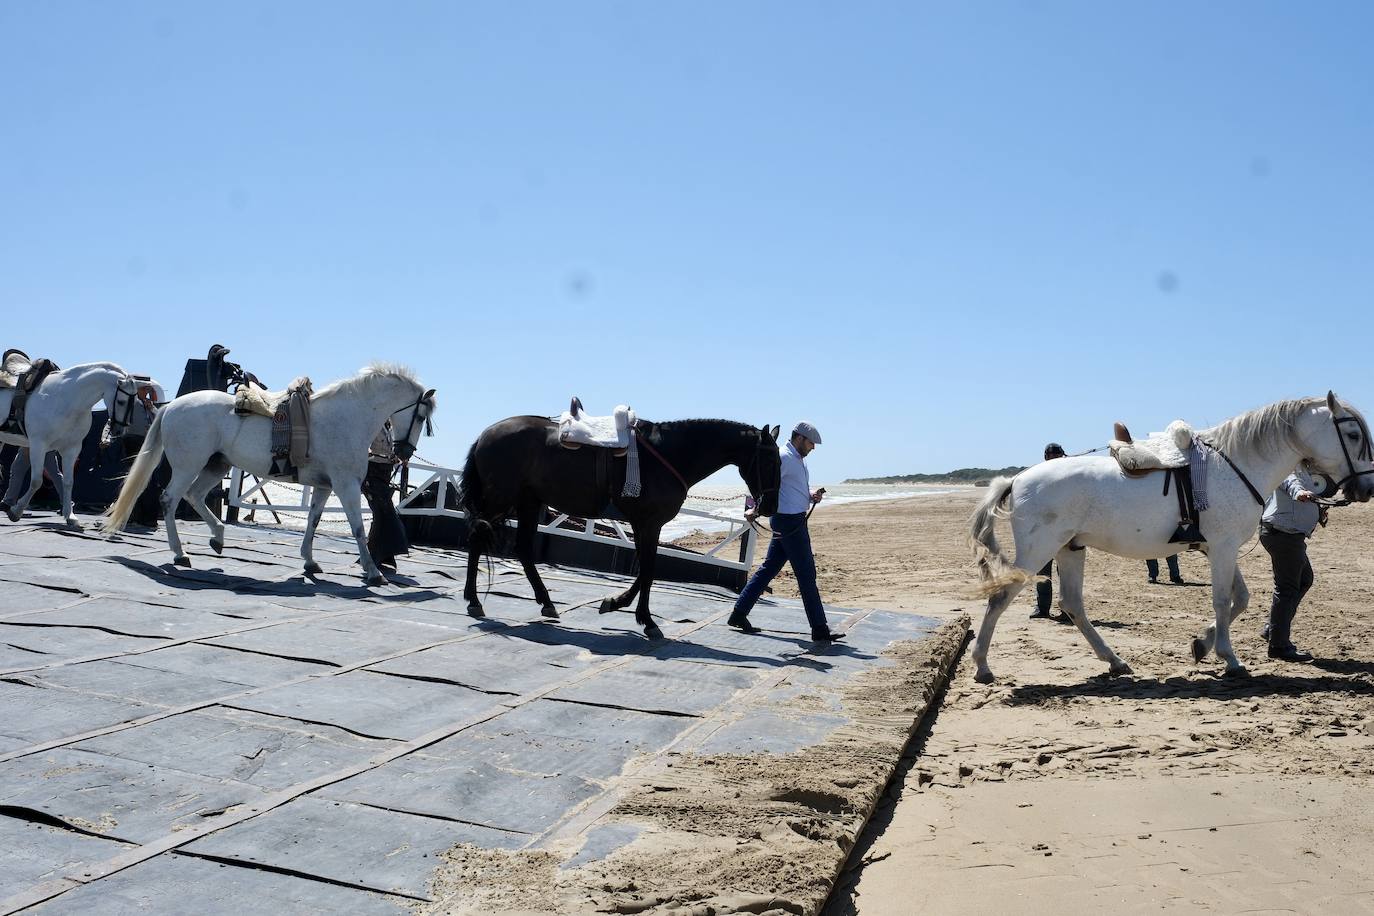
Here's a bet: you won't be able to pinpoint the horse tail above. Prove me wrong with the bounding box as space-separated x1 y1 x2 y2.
968 476 1037 598
458 439 495 550
104 408 165 534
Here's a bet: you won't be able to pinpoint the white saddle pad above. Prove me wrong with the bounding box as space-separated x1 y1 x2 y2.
0 353 32 389
1111 420 1194 471
559 404 635 448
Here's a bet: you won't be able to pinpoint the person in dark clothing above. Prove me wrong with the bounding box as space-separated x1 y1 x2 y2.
362 423 408 569
1146 554 1185 584
1258 470 1322 662
1029 442 1073 623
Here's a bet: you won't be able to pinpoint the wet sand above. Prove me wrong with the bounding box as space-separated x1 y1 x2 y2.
754 491 1374 914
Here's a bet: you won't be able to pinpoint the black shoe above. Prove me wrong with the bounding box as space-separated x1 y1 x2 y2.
727 612 762 635
1260 624 1272 642
1169 577 1186 585
811 630 845 643
1052 613 1075 626
1148 576 1158 584
1268 645 1313 663
1029 609 1051 620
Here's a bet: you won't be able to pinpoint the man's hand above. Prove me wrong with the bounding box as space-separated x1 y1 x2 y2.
1297 490 1316 502
744 508 759 522
810 489 825 505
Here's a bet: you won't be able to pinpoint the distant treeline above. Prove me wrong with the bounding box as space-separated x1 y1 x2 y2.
844 466 1028 486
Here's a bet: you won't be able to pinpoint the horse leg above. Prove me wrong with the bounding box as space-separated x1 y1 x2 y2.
186 462 229 553
464 536 485 616
5 445 46 522
598 572 643 614
336 482 385 586
300 485 332 575
631 525 664 640
1056 547 1132 677
1192 566 1250 663
1203 552 1246 675
971 535 1062 684
160 466 196 566
515 499 557 618
57 445 82 529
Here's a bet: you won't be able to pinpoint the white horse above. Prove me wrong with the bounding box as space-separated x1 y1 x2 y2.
104 364 436 585
0 362 142 528
969 393 1374 683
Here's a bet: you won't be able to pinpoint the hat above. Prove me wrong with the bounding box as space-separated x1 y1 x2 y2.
1044 442 1066 459
793 421 822 445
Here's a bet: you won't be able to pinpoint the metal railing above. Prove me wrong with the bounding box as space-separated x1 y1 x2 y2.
225 463 759 576
396 462 758 576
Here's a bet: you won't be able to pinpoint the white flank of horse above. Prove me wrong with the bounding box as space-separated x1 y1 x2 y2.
0 362 141 528
103 363 436 584
969 393 1374 683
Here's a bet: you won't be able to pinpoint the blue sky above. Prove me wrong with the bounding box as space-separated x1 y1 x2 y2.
4 2 1371 482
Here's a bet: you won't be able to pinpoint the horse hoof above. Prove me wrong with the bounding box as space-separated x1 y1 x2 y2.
303 561 322 575
467 602 485 618
65 518 83 531
173 556 192 568
1190 638 1209 663
973 669 995 685
5 505 21 523
598 598 620 615
643 624 665 640
1225 665 1250 678
1109 661 1133 678
541 603 559 619
365 573 387 587
209 538 224 555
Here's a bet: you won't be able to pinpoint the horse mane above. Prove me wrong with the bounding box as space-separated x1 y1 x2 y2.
1202 397 1327 458
651 418 763 436
314 363 423 400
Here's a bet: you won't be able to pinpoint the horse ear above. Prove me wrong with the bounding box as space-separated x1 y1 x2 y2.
424 388 436 401
770 425 781 441
1327 390 1339 414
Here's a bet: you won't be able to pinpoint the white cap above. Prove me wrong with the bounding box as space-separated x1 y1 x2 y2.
792 421 822 445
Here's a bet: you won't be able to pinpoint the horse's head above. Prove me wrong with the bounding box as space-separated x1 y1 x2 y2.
391 387 437 461
105 372 143 439
742 424 782 517
1298 392 1374 503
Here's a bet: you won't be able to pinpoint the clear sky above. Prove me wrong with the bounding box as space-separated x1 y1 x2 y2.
4 2 1371 483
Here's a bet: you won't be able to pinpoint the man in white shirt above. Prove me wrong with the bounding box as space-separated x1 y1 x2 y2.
1258 469 1324 662
728 422 841 642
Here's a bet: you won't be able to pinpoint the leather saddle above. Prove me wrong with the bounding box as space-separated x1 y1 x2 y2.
2 351 61 435
1112 421 1205 545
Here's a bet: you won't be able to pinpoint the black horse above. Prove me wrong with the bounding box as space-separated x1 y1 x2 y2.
459 417 781 639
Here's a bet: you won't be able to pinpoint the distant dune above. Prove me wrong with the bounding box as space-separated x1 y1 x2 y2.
843 466 1027 486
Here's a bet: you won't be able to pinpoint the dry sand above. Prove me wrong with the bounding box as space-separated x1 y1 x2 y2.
787 491 1374 915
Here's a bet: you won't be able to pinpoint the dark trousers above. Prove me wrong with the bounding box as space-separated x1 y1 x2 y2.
1259 525 1313 650
1146 555 1182 581
1035 560 1054 613
734 513 829 634
363 460 408 565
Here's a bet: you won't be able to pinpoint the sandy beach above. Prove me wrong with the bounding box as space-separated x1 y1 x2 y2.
736 490 1374 914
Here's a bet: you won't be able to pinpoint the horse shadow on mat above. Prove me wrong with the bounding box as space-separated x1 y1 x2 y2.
106 555 446 604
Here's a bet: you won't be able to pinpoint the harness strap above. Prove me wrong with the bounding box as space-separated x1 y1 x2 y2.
633 427 690 493
1201 439 1265 506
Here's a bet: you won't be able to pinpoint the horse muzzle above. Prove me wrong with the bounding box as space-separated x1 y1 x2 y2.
1344 474 1374 503
757 494 779 517
394 441 416 462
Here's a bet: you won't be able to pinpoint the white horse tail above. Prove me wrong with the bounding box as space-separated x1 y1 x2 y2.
968 476 1036 598
103 408 166 534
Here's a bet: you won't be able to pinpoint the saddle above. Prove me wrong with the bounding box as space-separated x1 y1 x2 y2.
1111 419 1205 545
260 377 313 480
557 397 643 499
1 351 61 436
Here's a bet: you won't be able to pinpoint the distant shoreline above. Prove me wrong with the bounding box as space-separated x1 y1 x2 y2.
844 466 1026 487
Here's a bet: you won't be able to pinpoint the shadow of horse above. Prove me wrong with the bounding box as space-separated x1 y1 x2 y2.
1006 669 1374 705
106 555 447 604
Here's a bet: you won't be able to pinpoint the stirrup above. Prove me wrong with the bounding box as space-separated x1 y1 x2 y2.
1169 522 1206 546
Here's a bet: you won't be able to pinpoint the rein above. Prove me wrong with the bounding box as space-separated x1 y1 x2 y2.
1198 439 1265 507
633 427 691 492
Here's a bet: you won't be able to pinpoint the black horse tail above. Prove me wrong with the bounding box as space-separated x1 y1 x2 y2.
458 440 496 551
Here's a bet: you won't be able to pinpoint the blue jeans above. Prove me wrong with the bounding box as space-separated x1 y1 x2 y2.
1146 555 1182 581
734 513 830 634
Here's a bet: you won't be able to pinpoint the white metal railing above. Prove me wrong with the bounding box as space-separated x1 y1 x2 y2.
224 463 758 576
395 462 758 575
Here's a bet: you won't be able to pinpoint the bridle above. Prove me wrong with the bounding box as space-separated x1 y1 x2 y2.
393 389 435 460
742 434 782 534
1328 409 1374 496
106 376 141 437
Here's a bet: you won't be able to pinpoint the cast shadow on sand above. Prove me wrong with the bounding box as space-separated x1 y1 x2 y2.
1006 668 1374 704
